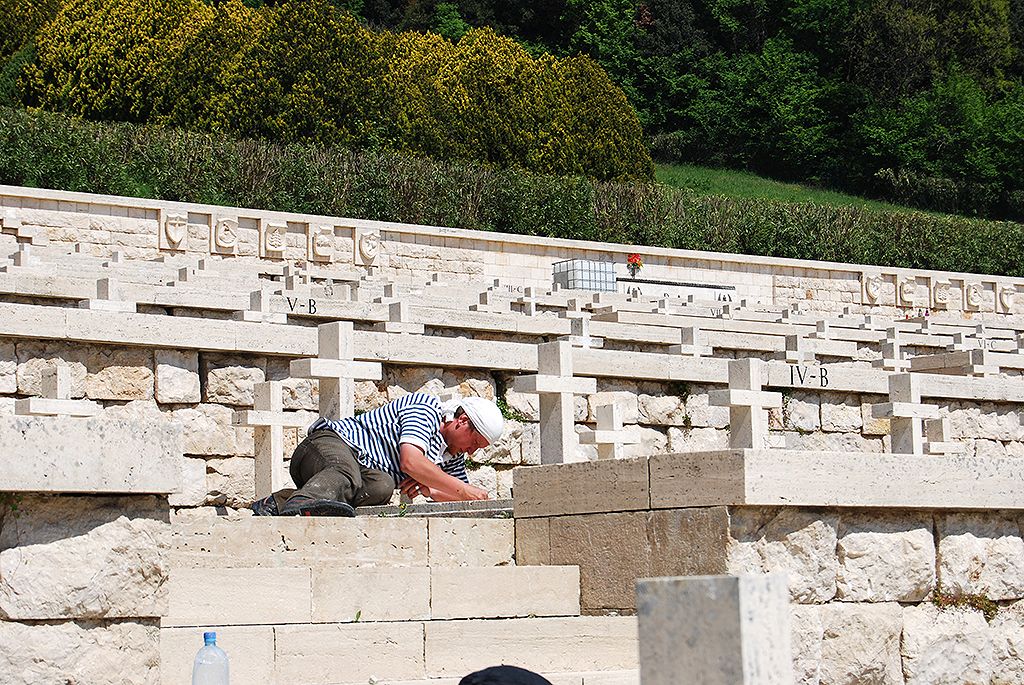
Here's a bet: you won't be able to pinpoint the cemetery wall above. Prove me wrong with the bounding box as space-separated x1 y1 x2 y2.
3 185 1023 318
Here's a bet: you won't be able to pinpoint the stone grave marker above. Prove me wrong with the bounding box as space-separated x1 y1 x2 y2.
77 277 138 313
234 288 287 324
925 417 965 456
233 380 309 497
290 322 383 418
709 358 782 449
579 401 638 460
15 367 100 417
871 373 938 455
373 301 425 335
512 341 596 464
668 326 712 357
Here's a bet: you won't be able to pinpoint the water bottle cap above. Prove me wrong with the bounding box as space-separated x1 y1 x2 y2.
203 631 216 645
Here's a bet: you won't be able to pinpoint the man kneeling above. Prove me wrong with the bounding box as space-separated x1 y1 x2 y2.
252 393 504 516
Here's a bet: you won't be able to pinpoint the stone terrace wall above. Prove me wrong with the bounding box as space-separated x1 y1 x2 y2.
2 185 1022 317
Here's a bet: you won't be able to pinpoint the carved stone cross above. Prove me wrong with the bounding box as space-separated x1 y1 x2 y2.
15 366 100 417
512 341 596 464
925 417 965 456
579 402 638 460
235 288 287 324
233 381 309 498
783 334 815 364
871 373 938 455
79 277 137 313
709 358 782 449
669 326 712 357
373 301 424 334
290 322 383 418
873 327 909 372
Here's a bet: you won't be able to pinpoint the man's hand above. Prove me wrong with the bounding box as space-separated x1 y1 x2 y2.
399 477 434 501
460 483 490 501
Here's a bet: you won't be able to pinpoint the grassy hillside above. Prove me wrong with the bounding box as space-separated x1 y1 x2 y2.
655 164 934 216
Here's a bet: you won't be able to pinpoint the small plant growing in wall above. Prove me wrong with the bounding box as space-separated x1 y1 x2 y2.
932 582 998 622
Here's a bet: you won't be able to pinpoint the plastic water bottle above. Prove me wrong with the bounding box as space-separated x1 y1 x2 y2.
192 631 229 685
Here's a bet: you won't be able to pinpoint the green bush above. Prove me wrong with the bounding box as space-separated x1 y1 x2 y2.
1 106 1021 277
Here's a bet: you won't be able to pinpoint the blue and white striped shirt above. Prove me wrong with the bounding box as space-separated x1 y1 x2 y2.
308 392 469 487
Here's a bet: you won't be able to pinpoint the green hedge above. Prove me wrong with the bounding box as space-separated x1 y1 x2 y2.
1 106 1021 278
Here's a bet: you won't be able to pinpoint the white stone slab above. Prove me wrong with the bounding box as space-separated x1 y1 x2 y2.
649 449 1024 510
636 574 793 685
0 416 181 493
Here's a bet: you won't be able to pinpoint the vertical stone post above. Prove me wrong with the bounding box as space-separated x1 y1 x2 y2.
289 322 382 419
709 358 782 450
636 574 794 685
511 341 596 464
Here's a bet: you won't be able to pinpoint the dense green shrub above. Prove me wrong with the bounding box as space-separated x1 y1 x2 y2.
13 0 651 180
1 106 1021 277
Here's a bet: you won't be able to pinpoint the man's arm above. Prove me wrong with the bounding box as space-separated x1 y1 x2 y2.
398 443 489 501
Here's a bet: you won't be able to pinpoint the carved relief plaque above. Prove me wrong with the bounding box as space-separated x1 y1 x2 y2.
355 228 380 266
862 273 884 305
162 212 188 251
964 282 985 310
309 224 335 262
897 277 917 307
214 217 239 253
931 280 952 309
261 221 287 258
998 285 1016 314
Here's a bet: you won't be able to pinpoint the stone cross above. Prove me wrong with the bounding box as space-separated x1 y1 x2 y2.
516 287 539 316
374 283 399 305
1 212 48 246
470 289 509 313
783 334 814 364
871 373 938 455
0 243 39 271
290 322 383 418
78 277 138 313
512 341 596 464
15 366 100 417
373 301 424 334
283 263 310 292
559 314 603 349
948 326 992 352
234 288 287 324
809 320 830 339
873 328 909 372
579 402 638 460
233 381 309 498
669 326 712 357
709 358 782 449
925 417 965 456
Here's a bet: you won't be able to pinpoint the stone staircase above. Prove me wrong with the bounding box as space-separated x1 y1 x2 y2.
160 514 639 685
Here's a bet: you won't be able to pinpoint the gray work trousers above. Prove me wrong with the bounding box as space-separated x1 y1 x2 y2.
272 429 396 510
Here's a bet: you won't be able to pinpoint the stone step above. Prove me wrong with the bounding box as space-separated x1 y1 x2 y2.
160 616 638 685
169 515 514 569
162 565 581 626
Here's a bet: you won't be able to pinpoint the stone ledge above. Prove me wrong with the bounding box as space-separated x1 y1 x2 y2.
0 415 181 494
356 498 513 518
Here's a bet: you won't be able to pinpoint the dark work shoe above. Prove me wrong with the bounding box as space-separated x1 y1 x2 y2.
250 494 279 516
279 497 356 517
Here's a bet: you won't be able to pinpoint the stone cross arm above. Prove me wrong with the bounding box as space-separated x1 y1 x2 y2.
709 388 782 409
871 402 940 420
290 358 383 381
511 375 597 395
232 409 311 428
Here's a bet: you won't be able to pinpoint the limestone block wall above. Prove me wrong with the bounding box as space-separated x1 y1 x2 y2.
2 337 1024 510
0 495 170 685
3 185 1023 318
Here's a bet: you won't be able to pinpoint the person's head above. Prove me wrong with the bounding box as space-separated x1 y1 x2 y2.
440 397 504 455
459 665 552 685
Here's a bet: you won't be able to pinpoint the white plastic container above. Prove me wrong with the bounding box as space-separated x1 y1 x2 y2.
192 631 229 685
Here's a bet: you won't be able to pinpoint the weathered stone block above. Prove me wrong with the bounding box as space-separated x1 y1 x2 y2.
205 456 255 507
154 349 200 404
0 341 16 394
0 495 169 620
991 600 1024 685
431 566 580 619
727 507 839 603
684 388 730 429
790 604 822 685
275 622 425 683
167 456 206 507
901 603 993 685
202 353 266 406
513 458 649 518
667 426 730 452
163 567 311 626
312 567 430 622
424 616 637 677
427 518 514 567
588 391 639 424
171 404 245 456
636 574 793 685
15 341 88 397
515 517 550 566
835 513 935 602
84 347 154 400
820 395 862 433
0 619 160 685
638 393 687 425
817 603 902 685
648 507 730 580
0 416 181 494
937 513 1024 600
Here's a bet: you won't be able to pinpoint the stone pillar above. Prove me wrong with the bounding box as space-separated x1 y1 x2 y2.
636 574 793 685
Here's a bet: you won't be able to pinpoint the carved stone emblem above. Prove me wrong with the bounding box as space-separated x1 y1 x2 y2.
932 280 951 308
998 285 1016 313
310 225 334 261
965 282 985 309
214 217 238 250
898 277 917 307
164 213 187 249
263 222 287 257
358 230 380 263
862 273 884 304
